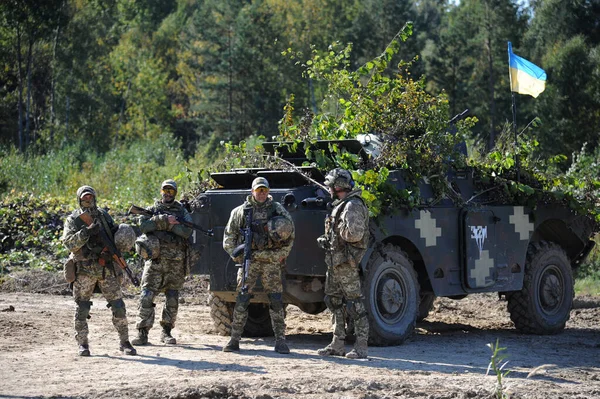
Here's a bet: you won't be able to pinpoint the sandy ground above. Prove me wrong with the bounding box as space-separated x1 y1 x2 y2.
0 289 599 399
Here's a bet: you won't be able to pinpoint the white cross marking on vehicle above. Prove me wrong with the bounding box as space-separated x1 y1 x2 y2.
509 206 534 240
470 249 494 287
415 210 442 247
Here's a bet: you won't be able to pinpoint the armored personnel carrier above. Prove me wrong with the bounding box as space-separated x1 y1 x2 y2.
189 138 597 345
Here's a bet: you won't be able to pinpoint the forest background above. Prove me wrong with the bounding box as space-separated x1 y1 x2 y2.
0 0 599 287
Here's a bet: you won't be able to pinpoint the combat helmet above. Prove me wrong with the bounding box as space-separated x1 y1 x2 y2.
135 234 161 259
267 216 294 243
114 224 136 252
324 168 354 190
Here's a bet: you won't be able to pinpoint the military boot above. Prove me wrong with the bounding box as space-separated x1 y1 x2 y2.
120 341 137 355
274 339 290 354
78 344 90 357
345 338 368 359
131 328 149 345
317 336 345 357
160 326 177 344
222 338 240 352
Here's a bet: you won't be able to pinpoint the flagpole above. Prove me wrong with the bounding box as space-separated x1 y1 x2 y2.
512 92 520 183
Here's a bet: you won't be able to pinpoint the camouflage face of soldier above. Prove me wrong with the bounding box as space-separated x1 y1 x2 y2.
161 187 176 204
252 187 269 203
80 193 96 209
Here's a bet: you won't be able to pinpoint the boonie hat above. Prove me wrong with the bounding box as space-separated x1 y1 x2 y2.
252 177 270 190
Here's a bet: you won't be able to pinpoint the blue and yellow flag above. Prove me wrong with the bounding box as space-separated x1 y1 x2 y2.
508 42 546 98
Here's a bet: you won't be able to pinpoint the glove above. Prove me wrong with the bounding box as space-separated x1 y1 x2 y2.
86 220 101 236
317 235 329 250
250 221 267 234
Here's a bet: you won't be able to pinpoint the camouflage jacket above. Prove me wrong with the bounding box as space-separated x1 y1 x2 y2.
62 207 116 263
223 195 294 263
324 189 369 268
139 200 193 260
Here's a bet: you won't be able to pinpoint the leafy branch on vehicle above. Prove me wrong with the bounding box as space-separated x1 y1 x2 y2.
190 22 599 228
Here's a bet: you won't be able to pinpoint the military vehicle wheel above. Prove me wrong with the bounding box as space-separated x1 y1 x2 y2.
208 293 232 336
417 292 436 322
207 293 277 337
363 244 419 346
506 241 573 334
243 304 274 337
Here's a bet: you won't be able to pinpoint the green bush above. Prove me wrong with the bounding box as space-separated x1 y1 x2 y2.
0 133 191 211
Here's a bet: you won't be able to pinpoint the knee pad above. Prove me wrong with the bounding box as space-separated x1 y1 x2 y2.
346 299 367 319
140 289 156 309
234 293 251 312
324 295 343 310
108 298 127 319
268 293 284 312
75 300 93 321
165 289 179 308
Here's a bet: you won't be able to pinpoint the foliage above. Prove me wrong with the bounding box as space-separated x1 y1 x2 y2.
486 339 510 399
0 133 189 209
0 194 69 273
275 23 476 218
200 22 599 228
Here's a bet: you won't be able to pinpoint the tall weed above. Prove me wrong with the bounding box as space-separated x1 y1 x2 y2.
0 134 191 211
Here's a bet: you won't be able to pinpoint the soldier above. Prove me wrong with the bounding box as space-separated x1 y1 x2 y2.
61 185 137 356
131 179 192 346
317 168 370 359
222 177 295 354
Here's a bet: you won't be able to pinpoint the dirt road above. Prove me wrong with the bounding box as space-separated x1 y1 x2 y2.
0 289 599 399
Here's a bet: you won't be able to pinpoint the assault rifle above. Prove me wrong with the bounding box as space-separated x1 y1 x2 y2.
127 204 214 237
78 211 140 287
232 208 253 295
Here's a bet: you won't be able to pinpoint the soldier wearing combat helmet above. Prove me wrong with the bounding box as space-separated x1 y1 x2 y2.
317 168 370 359
222 177 295 354
132 179 193 346
61 185 137 356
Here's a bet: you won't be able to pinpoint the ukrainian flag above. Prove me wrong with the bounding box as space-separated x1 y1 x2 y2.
508 42 546 98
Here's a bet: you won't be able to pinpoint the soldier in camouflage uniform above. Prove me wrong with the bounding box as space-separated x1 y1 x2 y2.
61 186 137 356
131 179 193 346
222 177 295 354
317 168 370 359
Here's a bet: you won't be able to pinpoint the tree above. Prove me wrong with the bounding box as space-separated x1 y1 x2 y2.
523 0 600 159
422 0 528 149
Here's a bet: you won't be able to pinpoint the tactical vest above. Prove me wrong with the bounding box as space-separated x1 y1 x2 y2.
150 201 189 247
71 208 114 259
243 199 279 250
325 192 369 268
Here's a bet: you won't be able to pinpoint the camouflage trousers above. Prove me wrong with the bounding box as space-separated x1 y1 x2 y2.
135 257 186 330
72 272 129 345
230 261 286 340
324 262 369 342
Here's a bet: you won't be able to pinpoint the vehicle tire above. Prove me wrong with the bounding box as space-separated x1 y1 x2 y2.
417 292 436 322
208 293 277 337
506 241 574 334
208 293 233 336
243 303 274 337
363 244 420 346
